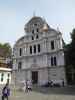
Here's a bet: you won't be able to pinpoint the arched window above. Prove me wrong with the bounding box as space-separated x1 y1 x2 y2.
18 62 22 71
51 41 54 50
34 45 36 53
37 28 39 32
51 57 53 66
1 73 4 82
51 56 57 66
19 48 22 56
32 36 34 40
36 35 39 39
30 46 32 54
38 44 40 52
32 30 34 34
54 56 57 66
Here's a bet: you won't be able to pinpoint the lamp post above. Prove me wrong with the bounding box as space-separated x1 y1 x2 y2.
48 65 50 83
47 55 50 83
13 70 16 96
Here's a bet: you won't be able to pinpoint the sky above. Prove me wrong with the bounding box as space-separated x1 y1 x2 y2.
0 0 75 47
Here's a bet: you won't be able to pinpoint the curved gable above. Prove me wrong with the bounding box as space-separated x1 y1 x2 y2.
24 16 45 34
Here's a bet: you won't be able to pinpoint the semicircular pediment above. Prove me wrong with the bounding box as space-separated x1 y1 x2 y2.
24 16 45 34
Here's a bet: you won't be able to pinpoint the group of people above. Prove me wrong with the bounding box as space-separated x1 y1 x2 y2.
24 80 32 92
1 80 32 100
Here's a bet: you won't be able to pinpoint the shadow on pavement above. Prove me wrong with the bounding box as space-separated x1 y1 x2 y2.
31 86 75 95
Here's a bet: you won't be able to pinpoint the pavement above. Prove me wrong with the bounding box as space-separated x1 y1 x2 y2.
1 86 75 100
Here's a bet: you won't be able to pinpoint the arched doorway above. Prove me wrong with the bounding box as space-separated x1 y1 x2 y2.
32 71 38 84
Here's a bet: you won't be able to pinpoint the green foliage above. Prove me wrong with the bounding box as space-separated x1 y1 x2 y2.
71 29 75 42
0 43 12 57
65 28 75 66
64 28 75 84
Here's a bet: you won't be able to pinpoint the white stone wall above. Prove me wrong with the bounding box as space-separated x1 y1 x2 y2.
38 69 48 85
19 55 48 70
57 51 65 66
50 66 66 85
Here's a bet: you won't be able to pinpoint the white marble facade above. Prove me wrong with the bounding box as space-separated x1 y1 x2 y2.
13 16 66 86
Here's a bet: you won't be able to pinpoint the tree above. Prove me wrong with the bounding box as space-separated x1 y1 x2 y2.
3 43 12 57
0 43 12 57
0 43 12 68
64 28 75 84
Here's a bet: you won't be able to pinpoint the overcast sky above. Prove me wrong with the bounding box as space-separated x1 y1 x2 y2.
0 0 75 47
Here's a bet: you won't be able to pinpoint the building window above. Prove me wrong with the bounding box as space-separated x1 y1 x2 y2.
30 46 32 54
36 35 39 39
34 23 37 26
37 28 39 32
51 56 57 66
32 36 34 40
38 44 40 52
1 73 4 77
32 30 34 34
1 73 4 82
19 48 22 56
51 57 54 66
7 79 9 83
54 56 57 66
18 62 22 71
51 41 54 50
8 73 10 77
1 78 3 82
34 45 36 53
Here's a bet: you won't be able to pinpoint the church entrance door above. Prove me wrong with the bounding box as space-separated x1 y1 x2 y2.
32 71 38 84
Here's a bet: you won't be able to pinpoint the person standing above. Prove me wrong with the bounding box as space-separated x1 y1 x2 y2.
27 80 32 91
25 80 28 92
2 83 10 100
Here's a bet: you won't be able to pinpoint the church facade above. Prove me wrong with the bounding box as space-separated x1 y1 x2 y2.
13 16 66 86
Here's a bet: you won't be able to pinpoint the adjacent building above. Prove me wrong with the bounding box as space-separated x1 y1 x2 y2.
0 56 11 84
13 16 66 86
